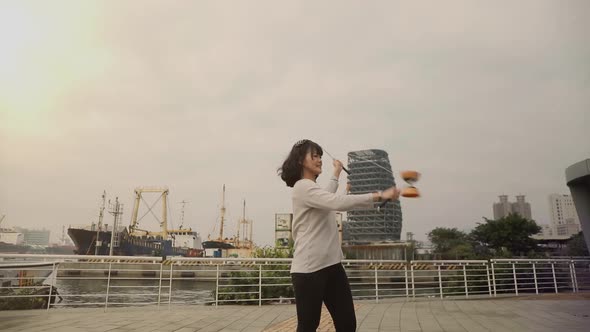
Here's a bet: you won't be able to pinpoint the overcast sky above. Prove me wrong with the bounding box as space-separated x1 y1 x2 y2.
1 0 589 245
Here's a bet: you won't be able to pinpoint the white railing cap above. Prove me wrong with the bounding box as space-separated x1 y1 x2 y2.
0 253 163 262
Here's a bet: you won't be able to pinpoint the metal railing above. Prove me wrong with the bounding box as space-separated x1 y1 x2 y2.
1 254 588 311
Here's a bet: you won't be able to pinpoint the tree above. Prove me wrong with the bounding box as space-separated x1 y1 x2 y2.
566 232 589 256
470 214 541 256
427 227 474 259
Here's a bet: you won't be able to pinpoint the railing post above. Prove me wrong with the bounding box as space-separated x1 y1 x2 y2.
532 262 538 295
571 261 578 293
574 261 579 292
438 265 443 299
374 265 379 303
46 262 58 310
512 263 518 295
104 262 112 311
568 261 577 293
551 262 558 293
491 261 497 297
411 263 415 298
258 264 262 307
404 265 409 298
463 265 468 298
168 262 174 308
215 264 219 306
157 262 163 308
485 263 492 297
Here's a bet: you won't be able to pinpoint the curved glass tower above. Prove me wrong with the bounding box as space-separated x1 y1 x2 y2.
344 149 402 244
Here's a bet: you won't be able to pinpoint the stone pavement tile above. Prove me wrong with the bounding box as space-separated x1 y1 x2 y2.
186 321 216 330
535 300 587 326
441 300 490 332
241 328 265 332
469 300 525 331
262 304 358 332
166 324 191 331
494 301 561 331
378 301 404 330
49 328 89 332
428 301 466 332
129 326 160 332
228 306 279 330
265 310 296 328
547 305 588 323
144 322 185 332
473 300 525 328
509 301 567 327
414 302 443 332
1 298 588 332
12 326 37 332
398 302 422 332
357 303 385 330
197 323 237 332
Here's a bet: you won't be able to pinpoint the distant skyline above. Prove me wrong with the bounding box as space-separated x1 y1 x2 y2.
1 1 589 245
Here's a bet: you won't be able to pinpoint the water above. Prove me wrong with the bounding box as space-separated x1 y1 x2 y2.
55 278 216 307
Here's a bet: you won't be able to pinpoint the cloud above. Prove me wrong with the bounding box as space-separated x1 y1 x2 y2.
1 0 589 244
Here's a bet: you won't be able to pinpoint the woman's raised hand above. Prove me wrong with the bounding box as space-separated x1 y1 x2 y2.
382 187 401 201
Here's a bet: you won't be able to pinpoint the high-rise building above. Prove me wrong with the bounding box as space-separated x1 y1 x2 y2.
343 149 402 244
512 195 532 220
493 195 512 220
492 195 532 220
548 193 581 237
548 194 580 225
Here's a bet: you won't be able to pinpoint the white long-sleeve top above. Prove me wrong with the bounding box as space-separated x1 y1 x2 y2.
290 176 375 273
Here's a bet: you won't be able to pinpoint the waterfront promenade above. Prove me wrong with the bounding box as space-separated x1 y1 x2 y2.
1 294 588 332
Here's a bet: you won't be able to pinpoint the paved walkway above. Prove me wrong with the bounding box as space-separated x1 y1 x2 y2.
1 295 589 331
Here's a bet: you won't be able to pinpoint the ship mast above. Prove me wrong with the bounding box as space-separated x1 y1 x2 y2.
236 199 246 247
108 197 124 256
95 191 106 255
235 199 254 249
219 185 226 241
179 200 188 230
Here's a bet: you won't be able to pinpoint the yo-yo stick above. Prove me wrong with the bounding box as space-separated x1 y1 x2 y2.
323 149 350 175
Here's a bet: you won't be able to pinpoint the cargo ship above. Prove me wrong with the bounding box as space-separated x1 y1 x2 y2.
67 188 203 257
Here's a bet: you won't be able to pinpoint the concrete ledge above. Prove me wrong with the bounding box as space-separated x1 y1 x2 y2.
566 159 590 185
566 158 590 254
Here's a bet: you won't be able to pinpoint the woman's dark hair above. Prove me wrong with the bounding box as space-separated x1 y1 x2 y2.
278 139 323 187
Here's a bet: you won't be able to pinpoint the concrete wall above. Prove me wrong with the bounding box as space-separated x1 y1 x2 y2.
566 159 590 249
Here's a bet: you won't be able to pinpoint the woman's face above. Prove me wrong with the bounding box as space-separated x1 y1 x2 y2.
302 150 322 177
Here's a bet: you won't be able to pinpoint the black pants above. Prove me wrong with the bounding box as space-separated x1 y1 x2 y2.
291 263 356 332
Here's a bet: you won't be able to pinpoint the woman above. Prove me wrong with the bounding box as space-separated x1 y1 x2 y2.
278 139 400 332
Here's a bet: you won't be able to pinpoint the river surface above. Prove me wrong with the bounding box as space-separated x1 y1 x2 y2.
55 278 216 307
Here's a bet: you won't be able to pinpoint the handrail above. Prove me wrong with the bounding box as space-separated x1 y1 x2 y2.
0 254 588 311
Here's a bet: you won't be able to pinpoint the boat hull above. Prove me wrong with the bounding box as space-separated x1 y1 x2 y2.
68 227 202 257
